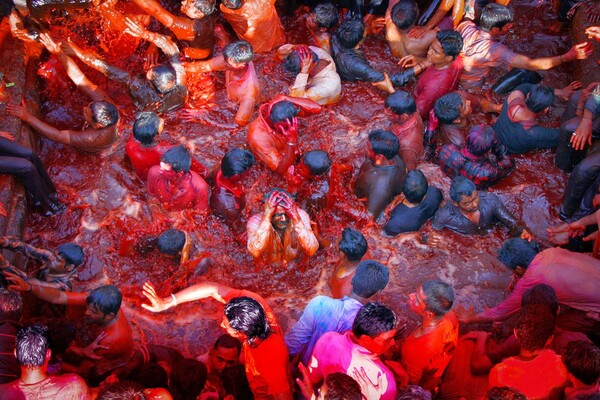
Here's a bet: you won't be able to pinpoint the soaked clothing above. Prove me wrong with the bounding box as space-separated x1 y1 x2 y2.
330 34 385 83
0 374 90 400
438 142 514 188
147 167 210 211
129 72 187 113
125 138 172 180
415 58 463 120
560 152 600 221
479 248 600 333
171 16 215 60
247 95 322 171
223 289 292 399
210 170 246 226
219 0 285 53
384 186 443 235
309 331 397 400
0 137 60 210
401 312 459 392
489 349 568 399
457 20 516 89
494 84 560 154
432 191 523 235
354 156 406 220
390 113 424 170
226 61 261 125
438 91 482 147
246 208 318 263
0 320 20 384
289 46 341 106
285 295 363 366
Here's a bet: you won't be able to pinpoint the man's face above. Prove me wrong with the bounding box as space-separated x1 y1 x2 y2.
456 191 480 213
85 303 109 324
459 97 472 119
408 286 427 316
220 316 243 340
368 329 397 356
208 346 239 373
427 39 447 65
181 0 204 19
306 14 319 31
271 205 289 231
225 58 248 71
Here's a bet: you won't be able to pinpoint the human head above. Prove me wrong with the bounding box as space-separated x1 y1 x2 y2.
161 145 191 173
338 227 368 262
391 0 419 30
263 188 295 231
352 302 396 355
513 305 555 351
57 242 85 267
486 387 526 400
415 280 454 317
335 18 366 49
223 296 270 346
0 0 14 18
368 129 399 160
497 238 541 272
85 285 122 322
385 90 416 116
0 287 23 321
15 324 50 368
467 125 495 156
562 341 600 386
223 40 253 68
302 150 331 176
403 170 428 204
521 284 559 316
479 3 513 32
351 260 389 298
133 112 162 145
221 148 255 178
209 334 242 373
269 100 300 124
434 92 469 124
157 229 186 256
396 385 432 400
88 101 119 128
221 0 242 10
435 30 463 60
284 49 319 74
170 358 208 399
96 382 146 400
320 373 362 400
525 84 554 113
181 0 216 18
147 64 177 94
449 176 476 203
133 362 168 389
310 3 338 30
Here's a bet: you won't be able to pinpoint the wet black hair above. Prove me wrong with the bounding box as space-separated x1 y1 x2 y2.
96 381 146 400
0 288 23 321
339 227 368 261
148 64 176 94
335 17 366 49
437 30 463 59
312 3 338 29
221 0 243 10
303 150 331 176
391 0 419 30
368 129 399 160
90 101 119 128
133 363 168 389
514 304 555 351
525 84 554 113
269 101 300 124
324 373 363 400
16 324 49 367
284 49 319 74
385 90 417 115
161 145 192 173
522 284 559 315
434 92 463 124
486 387 526 400
562 341 600 385
221 148 255 178
213 334 242 354
57 242 85 266
262 187 295 203
352 302 396 338
86 285 122 316
133 112 161 145
397 385 432 400
157 229 186 256
191 0 216 16
351 260 389 298
421 280 454 316
224 297 271 346
467 125 495 156
497 238 541 270
0 0 14 18
403 170 428 203
479 3 513 32
171 358 208 399
449 176 476 203
223 40 254 64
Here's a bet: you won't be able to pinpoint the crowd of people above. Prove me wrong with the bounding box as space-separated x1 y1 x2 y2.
0 0 600 398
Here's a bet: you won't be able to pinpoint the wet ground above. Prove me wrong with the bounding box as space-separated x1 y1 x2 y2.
13 0 584 356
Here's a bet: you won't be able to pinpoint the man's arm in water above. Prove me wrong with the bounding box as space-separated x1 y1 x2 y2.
0 236 61 267
4 270 70 305
141 281 235 312
131 0 195 40
64 38 132 86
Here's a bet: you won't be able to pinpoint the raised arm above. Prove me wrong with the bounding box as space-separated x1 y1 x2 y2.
141 281 235 312
7 103 77 146
131 0 195 41
4 270 68 304
65 38 131 85
509 42 593 71
0 236 59 266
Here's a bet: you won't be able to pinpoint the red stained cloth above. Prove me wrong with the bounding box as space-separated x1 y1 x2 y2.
415 58 463 120
147 167 210 211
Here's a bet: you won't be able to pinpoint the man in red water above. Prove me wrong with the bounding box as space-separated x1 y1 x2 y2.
247 189 318 264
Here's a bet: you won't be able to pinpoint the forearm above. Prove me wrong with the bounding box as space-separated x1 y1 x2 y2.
145 31 179 59
235 96 256 126
30 281 68 304
72 47 130 84
575 212 598 228
292 216 318 256
131 0 175 27
276 144 297 175
172 281 231 305
247 216 274 258
289 73 309 98
21 114 71 145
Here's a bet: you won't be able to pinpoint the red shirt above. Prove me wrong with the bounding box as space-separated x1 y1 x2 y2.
415 57 463 120
147 167 210 211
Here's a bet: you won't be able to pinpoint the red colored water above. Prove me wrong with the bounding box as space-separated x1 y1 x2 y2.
23 0 574 355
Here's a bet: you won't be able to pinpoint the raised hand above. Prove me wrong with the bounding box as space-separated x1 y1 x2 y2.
39 33 62 54
141 281 173 312
6 103 30 121
124 18 147 39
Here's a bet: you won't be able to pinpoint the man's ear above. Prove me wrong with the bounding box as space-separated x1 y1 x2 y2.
104 312 116 321
374 154 386 165
45 348 52 362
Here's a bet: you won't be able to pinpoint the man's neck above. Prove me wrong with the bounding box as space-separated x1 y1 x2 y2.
433 61 452 70
20 367 48 385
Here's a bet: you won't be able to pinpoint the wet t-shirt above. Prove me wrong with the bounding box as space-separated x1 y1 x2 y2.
330 35 384 83
384 186 443 235
415 58 463 120
147 167 210 211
